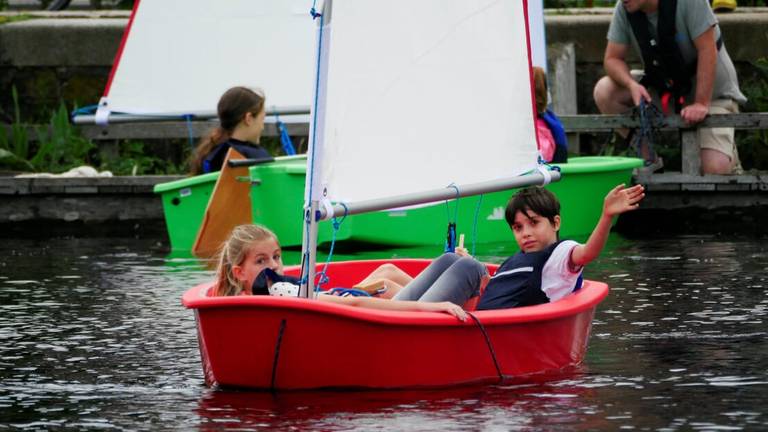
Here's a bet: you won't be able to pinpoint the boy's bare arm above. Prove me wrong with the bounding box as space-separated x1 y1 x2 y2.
571 184 645 268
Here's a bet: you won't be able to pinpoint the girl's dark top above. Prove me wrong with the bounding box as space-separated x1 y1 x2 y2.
202 138 271 173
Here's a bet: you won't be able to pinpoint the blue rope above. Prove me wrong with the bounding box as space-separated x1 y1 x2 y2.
301 3 326 286
310 0 321 18
444 184 460 253
70 104 99 118
631 100 663 164
315 202 348 292
182 114 195 149
327 287 371 297
276 115 297 155
471 194 484 256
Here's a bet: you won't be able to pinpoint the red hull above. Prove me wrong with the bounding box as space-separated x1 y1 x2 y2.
182 259 608 390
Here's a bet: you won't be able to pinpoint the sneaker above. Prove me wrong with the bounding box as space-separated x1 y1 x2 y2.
712 0 736 11
634 157 664 176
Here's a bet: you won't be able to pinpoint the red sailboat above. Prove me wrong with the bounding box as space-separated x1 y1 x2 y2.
183 260 608 390
183 0 611 390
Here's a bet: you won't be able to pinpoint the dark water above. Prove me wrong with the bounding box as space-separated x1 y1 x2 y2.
1 234 767 430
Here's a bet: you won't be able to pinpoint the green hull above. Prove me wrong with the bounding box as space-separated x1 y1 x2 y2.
155 156 642 251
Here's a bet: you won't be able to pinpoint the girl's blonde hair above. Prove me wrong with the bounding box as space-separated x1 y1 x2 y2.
189 86 266 175
213 224 278 297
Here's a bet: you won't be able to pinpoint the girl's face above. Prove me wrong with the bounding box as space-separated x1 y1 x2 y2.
510 209 560 253
245 108 266 143
232 237 283 292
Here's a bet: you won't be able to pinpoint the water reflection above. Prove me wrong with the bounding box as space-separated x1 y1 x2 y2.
194 375 612 431
1 234 767 429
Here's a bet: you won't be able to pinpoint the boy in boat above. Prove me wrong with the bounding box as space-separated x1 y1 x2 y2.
392 183 645 309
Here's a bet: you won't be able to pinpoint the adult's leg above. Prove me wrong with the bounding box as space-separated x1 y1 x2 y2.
593 75 635 117
699 99 742 175
417 257 488 306
392 254 462 301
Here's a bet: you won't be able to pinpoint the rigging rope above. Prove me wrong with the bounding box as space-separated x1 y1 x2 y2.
467 311 504 383
182 114 195 149
314 202 348 292
444 184 460 253
471 194 484 256
300 2 326 288
270 319 287 391
274 111 297 155
630 99 664 164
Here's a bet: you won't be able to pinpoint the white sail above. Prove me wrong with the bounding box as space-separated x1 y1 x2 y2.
97 0 315 120
306 0 540 206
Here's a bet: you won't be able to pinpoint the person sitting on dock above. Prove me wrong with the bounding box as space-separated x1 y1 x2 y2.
393 184 645 310
592 0 746 175
211 224 469 321
189 86 272 175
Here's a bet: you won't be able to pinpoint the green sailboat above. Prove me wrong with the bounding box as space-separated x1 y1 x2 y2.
154 155 641 252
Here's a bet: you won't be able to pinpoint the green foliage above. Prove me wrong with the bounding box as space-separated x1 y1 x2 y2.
98 140 185 176
0 88 93 173
0 85 189 175
736 57 768 171
0 87 93 172
35 103 95 172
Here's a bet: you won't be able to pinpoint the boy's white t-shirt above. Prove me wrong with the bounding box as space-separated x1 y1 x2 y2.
541 240 583 302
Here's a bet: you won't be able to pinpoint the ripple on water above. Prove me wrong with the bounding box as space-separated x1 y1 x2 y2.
2 236 768 430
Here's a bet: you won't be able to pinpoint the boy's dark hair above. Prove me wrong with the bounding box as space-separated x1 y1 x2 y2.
505 186 561 227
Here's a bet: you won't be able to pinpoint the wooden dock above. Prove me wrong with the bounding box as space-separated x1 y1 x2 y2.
2 169 767 237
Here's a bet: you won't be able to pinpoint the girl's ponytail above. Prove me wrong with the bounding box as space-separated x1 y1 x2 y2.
188 86 265 175
188 126 229 175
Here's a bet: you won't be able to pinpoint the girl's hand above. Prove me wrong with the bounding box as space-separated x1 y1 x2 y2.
604 184 645 217
426 302 467 321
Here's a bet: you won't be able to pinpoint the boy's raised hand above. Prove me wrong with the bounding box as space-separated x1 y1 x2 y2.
603 184 645 217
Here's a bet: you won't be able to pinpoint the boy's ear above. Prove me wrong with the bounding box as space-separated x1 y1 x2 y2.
553 215 561 231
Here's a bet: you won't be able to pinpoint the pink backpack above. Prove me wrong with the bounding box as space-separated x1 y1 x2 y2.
536 117 555 162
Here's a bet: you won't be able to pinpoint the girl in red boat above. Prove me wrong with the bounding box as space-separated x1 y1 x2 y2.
212 224 469 321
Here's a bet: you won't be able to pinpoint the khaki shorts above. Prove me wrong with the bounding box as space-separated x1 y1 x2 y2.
700 99 743 174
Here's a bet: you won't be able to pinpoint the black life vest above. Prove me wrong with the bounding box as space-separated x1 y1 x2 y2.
476 240 582 310
627 0 722 112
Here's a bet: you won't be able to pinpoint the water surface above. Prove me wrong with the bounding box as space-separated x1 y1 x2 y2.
1 234 767 430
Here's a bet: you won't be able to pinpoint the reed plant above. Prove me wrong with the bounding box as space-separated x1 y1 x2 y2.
736 58 768 170
0 87 94 173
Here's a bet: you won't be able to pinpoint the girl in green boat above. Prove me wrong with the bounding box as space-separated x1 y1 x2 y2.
189 86 272 175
